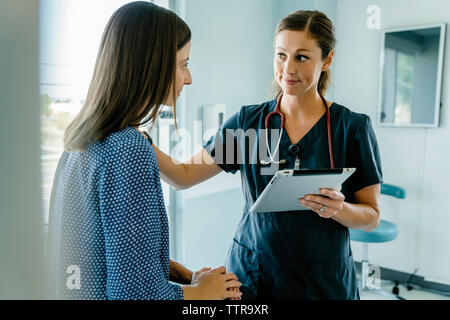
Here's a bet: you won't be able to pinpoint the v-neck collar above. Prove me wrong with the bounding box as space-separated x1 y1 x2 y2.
284 105 334 149
266 99 336 152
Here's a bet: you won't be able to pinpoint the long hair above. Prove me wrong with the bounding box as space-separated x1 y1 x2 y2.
272 10 335 98
64 1 191 151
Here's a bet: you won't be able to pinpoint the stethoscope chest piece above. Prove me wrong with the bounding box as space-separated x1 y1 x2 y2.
260 158 286 165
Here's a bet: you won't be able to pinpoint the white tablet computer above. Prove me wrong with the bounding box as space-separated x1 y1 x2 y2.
250 168 356 213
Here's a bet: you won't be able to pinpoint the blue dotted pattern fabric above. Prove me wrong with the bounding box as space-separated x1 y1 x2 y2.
48 127 184 300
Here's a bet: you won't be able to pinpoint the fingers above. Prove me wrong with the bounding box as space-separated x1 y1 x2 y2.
304 201 337 219
224 287 242 299
228 287 242 300
300 196 336 211
300 194 343 211
228 288 241 300
211 266 226 274
300 189 345 218
222 272 238 282
219 271 241 299
193 267 211 279
319 188 345 201
225 280 242 289
302 200 321 211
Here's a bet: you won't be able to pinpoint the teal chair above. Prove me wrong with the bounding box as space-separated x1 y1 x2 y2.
350 183 405 298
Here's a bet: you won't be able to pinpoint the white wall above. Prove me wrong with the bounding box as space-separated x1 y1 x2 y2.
333 0 450 284
0 0 48 298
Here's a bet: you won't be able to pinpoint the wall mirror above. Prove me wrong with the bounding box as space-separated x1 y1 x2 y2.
378 23 446 128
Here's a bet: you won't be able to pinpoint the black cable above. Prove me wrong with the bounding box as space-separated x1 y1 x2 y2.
405 268 418 291
389 274 450 298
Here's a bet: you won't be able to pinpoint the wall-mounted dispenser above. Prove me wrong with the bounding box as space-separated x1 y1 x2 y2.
202 104 227 135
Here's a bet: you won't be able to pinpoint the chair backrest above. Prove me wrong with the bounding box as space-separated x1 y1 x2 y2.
381 184 406 199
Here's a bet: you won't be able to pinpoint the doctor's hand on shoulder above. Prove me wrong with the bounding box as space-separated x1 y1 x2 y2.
300 188 345 219
182 266 242 300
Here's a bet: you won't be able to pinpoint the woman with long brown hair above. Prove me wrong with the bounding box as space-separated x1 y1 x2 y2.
48 1 241 300
152 10 383 299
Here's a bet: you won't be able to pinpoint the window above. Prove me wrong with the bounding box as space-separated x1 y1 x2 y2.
39 0 169 225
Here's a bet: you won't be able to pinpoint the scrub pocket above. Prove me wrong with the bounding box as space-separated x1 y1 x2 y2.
305 253 359 300
226 239 260 300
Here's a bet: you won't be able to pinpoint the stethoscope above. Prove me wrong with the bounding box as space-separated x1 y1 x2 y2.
260 93 335 170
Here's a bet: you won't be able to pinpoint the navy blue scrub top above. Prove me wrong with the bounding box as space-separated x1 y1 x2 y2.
203 98 383 300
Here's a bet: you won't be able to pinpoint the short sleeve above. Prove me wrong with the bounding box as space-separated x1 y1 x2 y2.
99 143 183 300
203 109 242 174
347 116 383 193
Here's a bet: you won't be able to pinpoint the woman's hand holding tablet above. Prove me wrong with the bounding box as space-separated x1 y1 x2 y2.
300 188 346 218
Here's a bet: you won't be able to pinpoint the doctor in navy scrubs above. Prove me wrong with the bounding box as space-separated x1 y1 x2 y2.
154 10 383 299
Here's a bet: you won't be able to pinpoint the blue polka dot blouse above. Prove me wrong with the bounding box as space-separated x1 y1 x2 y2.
48 127 184 300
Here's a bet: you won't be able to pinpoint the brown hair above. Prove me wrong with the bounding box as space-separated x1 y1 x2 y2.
64 1 191 151
272 10 335 98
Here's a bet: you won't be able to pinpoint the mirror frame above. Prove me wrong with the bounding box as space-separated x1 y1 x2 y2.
377 23 446 128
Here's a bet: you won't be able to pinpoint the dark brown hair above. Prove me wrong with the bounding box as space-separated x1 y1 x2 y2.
273 10 335 98
64 1 191 151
